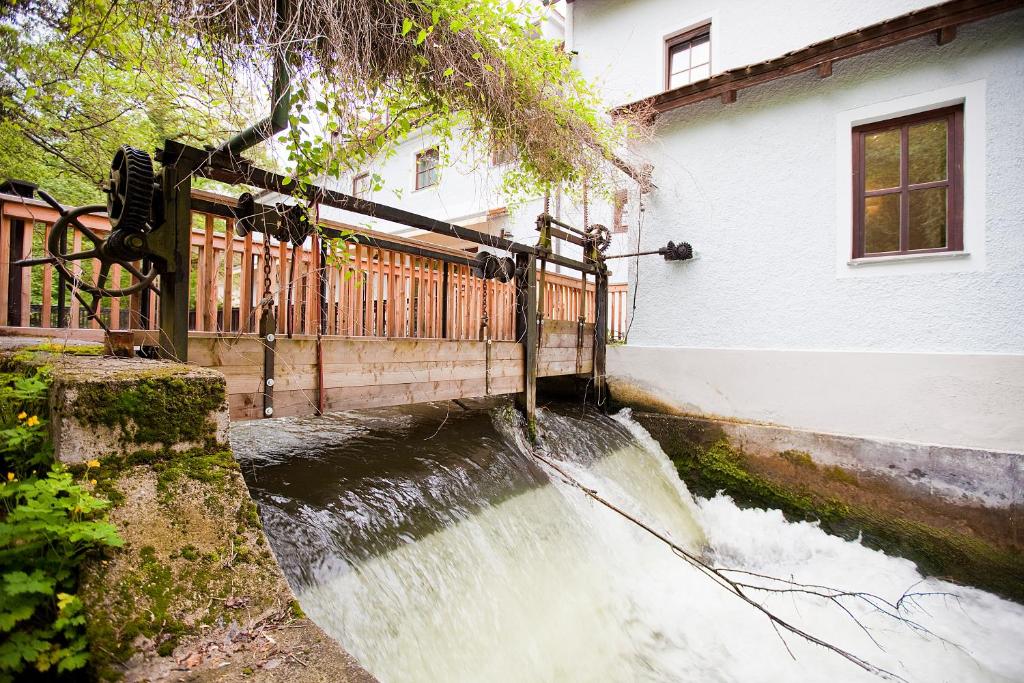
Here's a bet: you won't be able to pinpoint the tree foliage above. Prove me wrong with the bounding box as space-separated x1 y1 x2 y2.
0 0 631 205
0 0 263 203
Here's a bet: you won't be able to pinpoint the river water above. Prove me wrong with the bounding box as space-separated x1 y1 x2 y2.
231 402 1024 683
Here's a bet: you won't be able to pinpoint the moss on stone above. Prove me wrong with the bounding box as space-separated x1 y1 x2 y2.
638 413 1024 604
73 370 226 447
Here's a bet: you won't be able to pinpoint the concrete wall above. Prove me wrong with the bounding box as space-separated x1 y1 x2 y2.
573 4 1024 454
609 346 1024 454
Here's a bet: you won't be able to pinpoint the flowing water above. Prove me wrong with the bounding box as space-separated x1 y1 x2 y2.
232 402 1024 683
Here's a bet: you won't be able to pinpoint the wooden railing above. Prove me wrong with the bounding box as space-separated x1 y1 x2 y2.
1 192 628 341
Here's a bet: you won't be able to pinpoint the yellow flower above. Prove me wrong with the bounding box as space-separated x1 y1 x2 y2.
17 411 26 420
90 479 97 486
86 459 100 469
25 415 39 427
6 472 14 481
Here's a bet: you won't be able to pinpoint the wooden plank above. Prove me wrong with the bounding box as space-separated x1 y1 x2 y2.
0 214 10 326
240 231 254 332
0 326 105 341
20 221 32 325
188 334 523 368
40 223 52 328
220 357 525 394
68 230 82 328
228 374 524 419
109 263 121 329
203 214 216 331
223 220 235 332
277 239 287 334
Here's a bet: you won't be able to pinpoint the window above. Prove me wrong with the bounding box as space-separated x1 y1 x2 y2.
415 148 440 190
852 105 963 258
666 24 711 90
352 172 370 199
612 189 629 234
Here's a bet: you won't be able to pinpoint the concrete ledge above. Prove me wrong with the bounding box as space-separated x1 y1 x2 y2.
47 355 230 464
656 412 1021 508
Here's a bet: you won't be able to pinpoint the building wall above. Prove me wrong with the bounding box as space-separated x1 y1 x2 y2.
571 2 1024 453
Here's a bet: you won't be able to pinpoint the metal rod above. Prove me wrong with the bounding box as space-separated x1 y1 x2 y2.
604 248 666 260
217 0 291 155
162 140 601 275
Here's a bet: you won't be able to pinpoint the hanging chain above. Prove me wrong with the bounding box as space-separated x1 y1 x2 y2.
261 234 273 309
480 278 489 338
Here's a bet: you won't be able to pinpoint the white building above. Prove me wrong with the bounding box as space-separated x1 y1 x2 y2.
564 0 1023 502
314 5 633 282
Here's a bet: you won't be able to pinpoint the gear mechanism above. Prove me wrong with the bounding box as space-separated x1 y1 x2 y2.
585 223 612 254
107 145 155 233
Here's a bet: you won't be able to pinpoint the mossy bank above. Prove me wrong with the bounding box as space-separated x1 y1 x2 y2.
1 340 374 682
631 411 1024 604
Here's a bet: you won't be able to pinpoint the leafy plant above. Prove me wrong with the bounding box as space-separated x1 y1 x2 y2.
0 370 51 475
0 467 122 680
0 365 123 680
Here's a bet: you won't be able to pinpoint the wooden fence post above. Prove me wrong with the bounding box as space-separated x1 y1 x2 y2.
515 252 538 437
593 266 608 408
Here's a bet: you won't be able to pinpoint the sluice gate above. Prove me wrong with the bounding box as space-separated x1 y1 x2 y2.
0 139 646 421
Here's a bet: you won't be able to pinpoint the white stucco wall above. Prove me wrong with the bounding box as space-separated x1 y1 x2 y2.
572 0 964 107
571 3 1024 452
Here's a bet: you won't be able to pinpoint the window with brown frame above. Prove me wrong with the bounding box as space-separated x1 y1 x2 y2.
852 105 963 258
352 172 370 199
415 148 440 190
665 23 711 90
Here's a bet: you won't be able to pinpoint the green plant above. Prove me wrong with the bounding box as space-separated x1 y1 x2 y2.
0 361 123 680
0 369 52 475
0 467 123 680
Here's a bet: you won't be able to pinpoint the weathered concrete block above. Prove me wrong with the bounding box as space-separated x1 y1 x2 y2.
46 355 229 464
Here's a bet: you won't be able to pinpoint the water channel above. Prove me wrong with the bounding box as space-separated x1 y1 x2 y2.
231 402 1024 683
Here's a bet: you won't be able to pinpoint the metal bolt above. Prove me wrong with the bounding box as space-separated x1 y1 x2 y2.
264 407 274 416
266 378 275 387
266 333 275 343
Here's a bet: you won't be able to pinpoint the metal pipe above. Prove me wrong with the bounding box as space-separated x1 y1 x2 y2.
217 0 291 155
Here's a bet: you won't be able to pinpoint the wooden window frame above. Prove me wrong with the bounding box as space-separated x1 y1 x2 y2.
415 148 440 190
352 172 370 199
851 104 963 259
664 22 711 91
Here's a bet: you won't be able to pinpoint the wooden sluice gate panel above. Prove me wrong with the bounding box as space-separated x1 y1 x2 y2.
190 329 594 420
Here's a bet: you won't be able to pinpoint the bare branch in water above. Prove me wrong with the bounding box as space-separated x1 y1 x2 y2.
527 446 961 683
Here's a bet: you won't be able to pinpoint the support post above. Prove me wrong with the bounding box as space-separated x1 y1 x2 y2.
156 160 192 362
260 309 276 418
593 266 609 408
515 253 538 438
441 261 449 339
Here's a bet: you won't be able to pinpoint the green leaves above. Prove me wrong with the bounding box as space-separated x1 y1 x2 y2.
0 367 124 679
402 17 414 35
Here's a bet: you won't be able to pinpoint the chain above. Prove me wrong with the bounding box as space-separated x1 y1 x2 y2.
261 234 273 309
480 278 489 338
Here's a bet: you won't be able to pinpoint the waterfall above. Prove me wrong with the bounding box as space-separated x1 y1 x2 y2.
232 403 1024 683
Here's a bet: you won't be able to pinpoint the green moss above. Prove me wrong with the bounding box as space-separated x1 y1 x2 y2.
779 449 816 469
643 418 1024 604
73 371 226 447
290 599 306 620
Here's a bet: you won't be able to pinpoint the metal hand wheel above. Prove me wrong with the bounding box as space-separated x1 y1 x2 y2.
16 191 159 298
14 192 159 299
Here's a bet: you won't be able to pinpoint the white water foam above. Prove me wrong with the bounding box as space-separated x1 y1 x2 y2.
291 409 1024 683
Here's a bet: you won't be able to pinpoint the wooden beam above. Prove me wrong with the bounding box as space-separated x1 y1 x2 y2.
937 25 958 44
514 252 538 435
817 60 833 78
720 89 737 105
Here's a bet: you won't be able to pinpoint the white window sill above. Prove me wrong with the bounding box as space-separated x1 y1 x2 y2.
847 251 969 267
